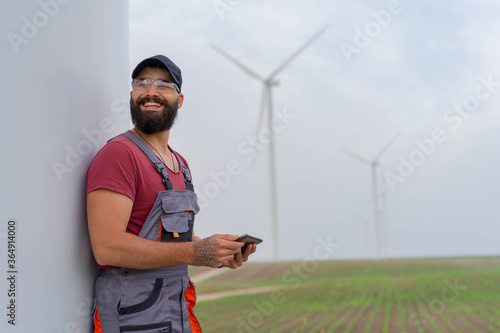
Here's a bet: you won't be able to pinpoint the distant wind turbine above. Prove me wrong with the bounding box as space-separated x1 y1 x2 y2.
212 25 329 262
352 214 370 258
341 133 399 260
379 164 390 258
359 163 396 259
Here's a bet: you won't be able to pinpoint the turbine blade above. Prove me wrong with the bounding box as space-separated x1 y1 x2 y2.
267 25 329 80
340 148 371 165
211 44 264 81
249 86 268 170
374 133 399 162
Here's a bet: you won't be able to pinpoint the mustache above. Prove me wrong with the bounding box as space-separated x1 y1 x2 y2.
136 96 168 106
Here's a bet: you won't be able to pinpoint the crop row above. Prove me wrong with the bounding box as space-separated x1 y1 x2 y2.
194 258 500 332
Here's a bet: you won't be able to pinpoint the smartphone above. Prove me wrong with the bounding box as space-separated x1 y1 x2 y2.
237 234 263 252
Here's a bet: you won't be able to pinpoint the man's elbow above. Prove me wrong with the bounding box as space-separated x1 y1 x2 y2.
93 252 109 267
91 242 118 267
92 248 109 266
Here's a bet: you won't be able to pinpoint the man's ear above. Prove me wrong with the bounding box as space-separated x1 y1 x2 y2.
177 93 184 109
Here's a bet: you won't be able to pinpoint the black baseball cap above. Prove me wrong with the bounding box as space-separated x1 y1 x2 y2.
131 55 182 91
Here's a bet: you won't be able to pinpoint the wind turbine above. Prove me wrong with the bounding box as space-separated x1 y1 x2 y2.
359 163 394 259
341 133 398 260
378 163 390 258
211 25 328 262
351 214 370 258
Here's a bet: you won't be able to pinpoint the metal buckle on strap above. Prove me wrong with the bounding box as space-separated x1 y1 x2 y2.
180 166 194 191
181 166 191 182
153 161 165 173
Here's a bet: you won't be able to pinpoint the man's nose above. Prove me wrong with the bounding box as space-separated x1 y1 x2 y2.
144 83 160 96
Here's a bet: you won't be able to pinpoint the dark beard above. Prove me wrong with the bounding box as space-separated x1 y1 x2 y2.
130 96 178 134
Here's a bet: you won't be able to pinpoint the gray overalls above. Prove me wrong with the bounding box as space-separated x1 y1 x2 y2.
92 132 202 333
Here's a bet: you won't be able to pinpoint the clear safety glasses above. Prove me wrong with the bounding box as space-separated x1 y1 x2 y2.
132 78 180 93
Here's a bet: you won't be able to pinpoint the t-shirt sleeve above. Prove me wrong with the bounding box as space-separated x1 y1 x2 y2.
86 141 138 201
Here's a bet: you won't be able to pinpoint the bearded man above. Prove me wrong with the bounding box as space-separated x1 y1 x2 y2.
86 55 256 333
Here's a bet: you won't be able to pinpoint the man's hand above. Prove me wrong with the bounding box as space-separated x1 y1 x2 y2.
192 234 243 268
220 238 257 269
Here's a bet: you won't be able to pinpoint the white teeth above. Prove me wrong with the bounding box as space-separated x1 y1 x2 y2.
143 102 161 107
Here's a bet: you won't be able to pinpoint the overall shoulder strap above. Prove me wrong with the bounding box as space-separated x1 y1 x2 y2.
172 151 194 192
118 132 173 190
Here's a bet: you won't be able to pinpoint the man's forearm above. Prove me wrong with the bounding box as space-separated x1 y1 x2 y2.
92 232 240 269
93 231 194 269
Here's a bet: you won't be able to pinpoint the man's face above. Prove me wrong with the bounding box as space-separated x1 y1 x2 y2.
130 67 184 134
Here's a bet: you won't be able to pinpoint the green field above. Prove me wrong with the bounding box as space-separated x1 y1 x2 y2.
189 257 500 333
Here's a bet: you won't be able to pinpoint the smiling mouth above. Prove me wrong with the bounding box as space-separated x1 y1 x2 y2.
142 101 164 110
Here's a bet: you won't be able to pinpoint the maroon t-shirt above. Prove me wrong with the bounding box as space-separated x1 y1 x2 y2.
86 131 192 268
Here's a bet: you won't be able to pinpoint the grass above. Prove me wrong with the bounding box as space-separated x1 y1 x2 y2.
190 257 500 333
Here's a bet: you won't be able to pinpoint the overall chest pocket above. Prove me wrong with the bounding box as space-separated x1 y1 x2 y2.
160 213 193 242
159 195 199 243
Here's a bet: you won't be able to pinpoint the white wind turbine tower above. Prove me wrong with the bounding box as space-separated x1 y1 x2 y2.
359 163 394 258
341 134 398 260
212 25 328 262
379 163 391 258
351 214 370 258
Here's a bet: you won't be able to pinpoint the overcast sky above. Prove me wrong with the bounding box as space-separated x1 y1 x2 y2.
128 0 500 262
